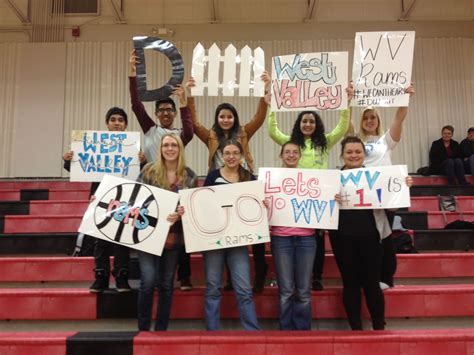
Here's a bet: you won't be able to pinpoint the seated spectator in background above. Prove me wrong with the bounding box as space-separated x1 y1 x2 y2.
429 125 468 185
460 127 474 175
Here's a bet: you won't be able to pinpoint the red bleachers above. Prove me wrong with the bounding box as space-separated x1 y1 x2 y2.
29 200 89 216
0 330 473 355
411 175 474 186
0 332 75 355
133 330 474 355
410 196 474 212
3 215 83 233
0 190 20 201
1 285 474 320
0 253 473 282
427 212 474 229
0 181 90 190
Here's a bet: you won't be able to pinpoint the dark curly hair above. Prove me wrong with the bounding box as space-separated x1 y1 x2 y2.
290 111 327 152
212 103 241 149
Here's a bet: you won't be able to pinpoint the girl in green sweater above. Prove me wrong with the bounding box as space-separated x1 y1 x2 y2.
267 109 349 169
267 86 352 290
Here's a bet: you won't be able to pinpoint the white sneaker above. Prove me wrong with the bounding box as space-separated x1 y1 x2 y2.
379 282 390 291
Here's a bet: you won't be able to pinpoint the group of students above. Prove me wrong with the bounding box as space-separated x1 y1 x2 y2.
63 49 418 332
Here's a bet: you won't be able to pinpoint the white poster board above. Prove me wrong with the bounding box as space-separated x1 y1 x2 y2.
78 175 179 256
70 130 141 182
258 167 340 229
340 165 410 209
352 31 415 107
271 51 348 112
179 181 270 253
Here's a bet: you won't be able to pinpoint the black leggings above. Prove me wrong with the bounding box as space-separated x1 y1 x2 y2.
312 230 325 280
330 234 385 330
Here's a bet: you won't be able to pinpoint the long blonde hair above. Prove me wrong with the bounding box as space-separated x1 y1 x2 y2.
358 106 384 142
142 133 187 189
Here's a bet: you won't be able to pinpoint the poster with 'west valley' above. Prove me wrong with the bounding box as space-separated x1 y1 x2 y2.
352 31 415 107
179 181 270 253
259 167 340 229
78 175 180 256
271 51 348 112
70 130 141 182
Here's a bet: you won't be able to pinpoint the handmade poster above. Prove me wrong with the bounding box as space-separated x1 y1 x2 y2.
271 51 348 112
191 43 265 97
259 167 340 229
78 175 179 256
339 165 410 209
352 31 415 107
70 130 141 182
133 36 184 101
179 180 270 253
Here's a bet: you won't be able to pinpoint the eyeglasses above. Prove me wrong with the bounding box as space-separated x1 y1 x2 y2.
162 143 179 148
223 152 241 158
157 108 175 114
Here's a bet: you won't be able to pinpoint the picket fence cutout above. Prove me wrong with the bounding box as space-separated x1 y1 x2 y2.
191 43 265 97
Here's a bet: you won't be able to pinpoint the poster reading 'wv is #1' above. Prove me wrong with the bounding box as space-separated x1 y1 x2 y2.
339 165 411 210
70 130 141 182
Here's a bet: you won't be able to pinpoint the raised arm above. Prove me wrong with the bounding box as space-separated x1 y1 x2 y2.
186 78 210 144
389 83 415 142
267 111 290 146
171 84 194 146
326 109 350 149
244 70 271 139
128 50 155 134
243 97 268 140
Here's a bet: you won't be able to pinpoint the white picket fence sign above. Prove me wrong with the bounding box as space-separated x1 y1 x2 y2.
191 43 265 97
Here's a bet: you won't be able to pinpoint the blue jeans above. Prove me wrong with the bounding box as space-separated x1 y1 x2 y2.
203 246 260 331
137 248 179 331
465 155 474 175
441 158 467 185
271 235 316 330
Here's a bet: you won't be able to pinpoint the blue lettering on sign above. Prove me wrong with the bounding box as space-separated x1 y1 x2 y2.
77 153 133 177
312 200 328 223
291 198 313 224
291 198 329 224
109 201 150 230
365 170 380 190
273 53 337 85
341 170 381 190
83 132 97 153
341 171 363 187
